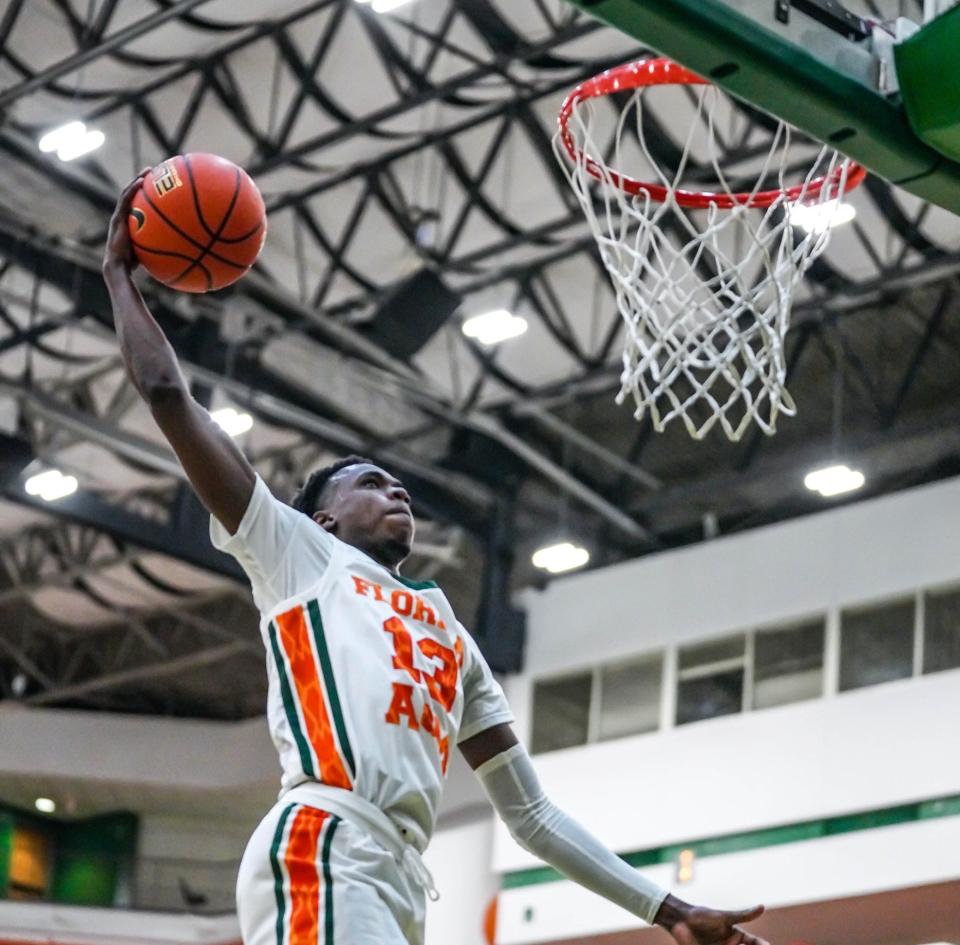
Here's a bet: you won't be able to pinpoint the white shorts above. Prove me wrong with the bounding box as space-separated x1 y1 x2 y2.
237 795 426 945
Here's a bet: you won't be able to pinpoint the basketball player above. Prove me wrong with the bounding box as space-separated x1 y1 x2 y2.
103 174 770 945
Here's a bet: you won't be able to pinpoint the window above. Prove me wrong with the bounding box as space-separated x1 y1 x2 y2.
924 587 960 675
598 655 662 741
676 635 746 726
753 619 825 710
531 672 592 754
839 598 915 692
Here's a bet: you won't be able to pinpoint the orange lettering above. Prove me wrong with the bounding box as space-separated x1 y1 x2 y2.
437 735 450 774
384 617 422 683
418 638 458 711
454 635 465 668
413 597 437 626
352 576 386 601
420 703 440 738
385 683 419 730
353 576 375 597
391 590 413 616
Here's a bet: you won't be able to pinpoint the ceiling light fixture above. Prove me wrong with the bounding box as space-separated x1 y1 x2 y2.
532 541 590 574
25 469 78 502
34 797 56 814
38 121 105 162
804 463 865 498
211 407 254 437
787 199 856 234
462 309 528 346
355 0 418 13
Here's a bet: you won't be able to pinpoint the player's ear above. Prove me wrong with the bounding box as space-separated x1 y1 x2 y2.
312 510 336 533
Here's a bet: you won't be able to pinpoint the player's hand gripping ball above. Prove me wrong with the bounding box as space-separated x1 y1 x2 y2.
128 153 267 293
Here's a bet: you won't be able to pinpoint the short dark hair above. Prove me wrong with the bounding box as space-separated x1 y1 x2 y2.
291 455 373 516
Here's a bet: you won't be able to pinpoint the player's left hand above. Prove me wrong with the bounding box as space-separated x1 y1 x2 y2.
668 904 768 945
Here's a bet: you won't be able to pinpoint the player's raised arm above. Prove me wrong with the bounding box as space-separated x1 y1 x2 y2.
460 722 768 945
102 174 255 535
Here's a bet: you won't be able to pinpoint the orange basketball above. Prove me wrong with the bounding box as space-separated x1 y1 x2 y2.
128 153 267 293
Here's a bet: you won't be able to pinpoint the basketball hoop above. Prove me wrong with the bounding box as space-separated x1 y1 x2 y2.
556 57 866 441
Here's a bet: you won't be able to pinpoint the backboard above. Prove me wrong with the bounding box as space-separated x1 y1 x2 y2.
562 0 960 214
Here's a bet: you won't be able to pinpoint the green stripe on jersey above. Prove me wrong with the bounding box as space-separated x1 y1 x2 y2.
268 622 316 779
396 575 438 591
269 804 296 945
321 816 340 945
307 600 356 779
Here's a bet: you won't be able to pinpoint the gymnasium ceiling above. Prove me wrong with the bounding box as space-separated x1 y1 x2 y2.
0 0 958 720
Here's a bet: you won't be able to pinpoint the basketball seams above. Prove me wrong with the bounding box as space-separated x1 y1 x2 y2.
176 260 214 292
131 240 213 291
168 165 246 289
141 188 250 272
184 155 264 244
141 188 249 272
215 219 265 245
130 242 197 263
182 155 220 240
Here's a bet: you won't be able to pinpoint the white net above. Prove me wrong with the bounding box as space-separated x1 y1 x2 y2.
556 69 858 441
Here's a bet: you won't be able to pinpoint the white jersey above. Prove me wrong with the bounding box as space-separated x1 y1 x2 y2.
211 476 513 850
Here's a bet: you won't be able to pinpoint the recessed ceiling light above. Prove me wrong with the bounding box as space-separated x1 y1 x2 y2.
25 469 78 502
211 407 254 437
37 121 105 162
532 541 590 574
355 0 417 12
35 797 56 814
462 309 528 346
804 463 865 498
38 121 85 154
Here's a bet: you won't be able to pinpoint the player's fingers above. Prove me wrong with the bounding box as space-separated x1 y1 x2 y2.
720 930 744 945
115 171 149 212
119 177 144 205
670 921 696 945
724 906 764 925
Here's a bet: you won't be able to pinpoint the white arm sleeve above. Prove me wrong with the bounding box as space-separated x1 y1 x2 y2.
476 743 667 925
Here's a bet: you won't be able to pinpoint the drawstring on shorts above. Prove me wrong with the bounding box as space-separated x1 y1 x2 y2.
402 846 440 902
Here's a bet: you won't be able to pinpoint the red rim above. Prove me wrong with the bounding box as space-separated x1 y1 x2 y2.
558 57 866 209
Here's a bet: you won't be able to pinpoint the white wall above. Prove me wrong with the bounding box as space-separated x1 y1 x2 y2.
424 817 498 945
0 707 278 792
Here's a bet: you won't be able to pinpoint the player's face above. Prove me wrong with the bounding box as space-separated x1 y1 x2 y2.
314 464 415 569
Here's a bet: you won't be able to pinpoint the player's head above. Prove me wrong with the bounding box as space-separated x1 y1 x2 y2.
292 456 414 569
